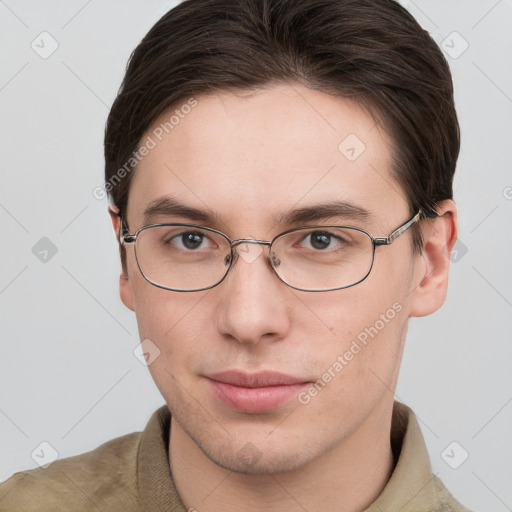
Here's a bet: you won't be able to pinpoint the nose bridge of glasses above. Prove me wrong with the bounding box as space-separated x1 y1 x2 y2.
229 239 281 269
231 239 272 249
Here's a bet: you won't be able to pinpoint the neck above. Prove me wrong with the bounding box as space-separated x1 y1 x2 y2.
168 399 395 512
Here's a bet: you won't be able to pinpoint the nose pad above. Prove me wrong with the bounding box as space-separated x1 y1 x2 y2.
271 253 281 267
224 253 232 266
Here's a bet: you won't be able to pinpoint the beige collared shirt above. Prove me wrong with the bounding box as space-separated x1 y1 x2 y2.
0 402 471 511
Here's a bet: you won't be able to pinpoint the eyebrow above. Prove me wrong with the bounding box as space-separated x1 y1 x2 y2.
142 196 371 227
143 196 217 224
274 201 371 225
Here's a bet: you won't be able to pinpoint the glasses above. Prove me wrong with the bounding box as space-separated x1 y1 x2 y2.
119 211 422 292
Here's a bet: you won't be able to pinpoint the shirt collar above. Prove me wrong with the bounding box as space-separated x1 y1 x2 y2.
138 405 185 512
366 401 441 511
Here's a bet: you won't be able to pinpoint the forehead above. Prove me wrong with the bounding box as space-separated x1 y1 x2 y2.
127 84 406 231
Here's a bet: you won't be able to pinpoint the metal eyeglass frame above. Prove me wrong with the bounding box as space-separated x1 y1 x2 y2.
118 210 422 292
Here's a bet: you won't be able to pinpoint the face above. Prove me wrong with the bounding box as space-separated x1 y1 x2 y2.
114 84 429 474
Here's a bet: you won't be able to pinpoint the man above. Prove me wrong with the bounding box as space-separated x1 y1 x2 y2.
0 0 472 510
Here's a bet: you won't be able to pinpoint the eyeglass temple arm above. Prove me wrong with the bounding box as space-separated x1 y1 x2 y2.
109 206 135 245
373 210 422 246
120 219 136 244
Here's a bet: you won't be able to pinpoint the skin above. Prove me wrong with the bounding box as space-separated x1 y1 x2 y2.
109 83 457 512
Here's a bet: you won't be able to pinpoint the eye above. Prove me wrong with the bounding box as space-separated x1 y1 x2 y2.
164 230 214 251
308 231 332 250
303 230 349 251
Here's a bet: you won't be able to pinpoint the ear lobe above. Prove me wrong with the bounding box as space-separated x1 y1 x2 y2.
409 200 458 318
119 270 135 312
108 205 135 312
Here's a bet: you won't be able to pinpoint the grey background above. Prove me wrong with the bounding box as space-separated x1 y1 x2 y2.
1 1 511 510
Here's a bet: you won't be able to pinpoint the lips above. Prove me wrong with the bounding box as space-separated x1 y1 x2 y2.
205 370 310 413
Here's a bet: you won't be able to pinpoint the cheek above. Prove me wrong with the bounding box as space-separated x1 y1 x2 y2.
296 261 412 380
131 287 214 406
300 275 407 342
130 272 211 362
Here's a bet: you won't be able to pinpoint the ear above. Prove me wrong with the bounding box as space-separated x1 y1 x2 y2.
409 200 458 318
108 205 135 312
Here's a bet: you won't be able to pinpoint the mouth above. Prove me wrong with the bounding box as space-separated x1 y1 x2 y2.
205 370 310 413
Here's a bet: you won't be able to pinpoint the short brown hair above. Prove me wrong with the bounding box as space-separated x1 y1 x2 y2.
104 0 460 265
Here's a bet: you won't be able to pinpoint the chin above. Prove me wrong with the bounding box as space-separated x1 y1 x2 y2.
188 424 332 476
203 442 313 475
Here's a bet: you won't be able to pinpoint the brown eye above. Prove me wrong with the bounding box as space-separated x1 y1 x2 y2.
161 229 215 251
309 231 332 250
299 230 350 251
180 232 204 250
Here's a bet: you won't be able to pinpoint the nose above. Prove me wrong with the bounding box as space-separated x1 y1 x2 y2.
214 241 291 346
